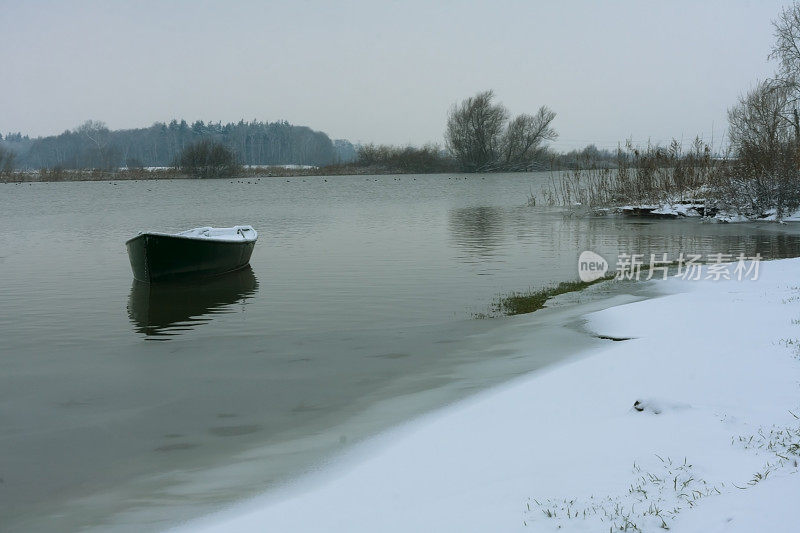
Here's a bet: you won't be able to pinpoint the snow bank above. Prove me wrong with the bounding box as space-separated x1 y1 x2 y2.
174 260 800 533
741 207 800 223
619 203 705 218
712 207 800 223
615 200 800 222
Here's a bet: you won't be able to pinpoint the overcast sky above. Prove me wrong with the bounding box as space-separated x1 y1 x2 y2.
1 0 790 151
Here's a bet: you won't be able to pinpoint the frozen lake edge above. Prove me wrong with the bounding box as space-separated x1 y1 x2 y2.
176 258 800 533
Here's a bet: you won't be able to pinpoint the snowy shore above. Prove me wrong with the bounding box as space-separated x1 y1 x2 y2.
615 201 800 223
175 259 800 533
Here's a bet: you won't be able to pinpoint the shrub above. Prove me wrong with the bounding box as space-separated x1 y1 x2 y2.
175 140 241 179
355 143 455 173
540 139 717 208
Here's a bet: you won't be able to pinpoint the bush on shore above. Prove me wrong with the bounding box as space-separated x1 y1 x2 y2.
353 143 456 173
175 140 241 179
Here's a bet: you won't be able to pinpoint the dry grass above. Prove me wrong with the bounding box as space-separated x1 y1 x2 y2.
535 139 718 209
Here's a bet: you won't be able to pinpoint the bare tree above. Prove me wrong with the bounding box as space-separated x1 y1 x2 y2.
446 90 556 172
501 107 557 169
74 120 122 170
729 81 791 155
725 81 799 217
769 2 800 142
445 90 508 172
76 120 109 148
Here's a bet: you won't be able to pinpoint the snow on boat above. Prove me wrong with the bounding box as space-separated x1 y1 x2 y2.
126 225 258 283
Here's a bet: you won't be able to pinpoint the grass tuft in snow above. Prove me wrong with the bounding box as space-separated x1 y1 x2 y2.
524 456 719 531
481 261 687 319
733 423 800 468
480 275 615 318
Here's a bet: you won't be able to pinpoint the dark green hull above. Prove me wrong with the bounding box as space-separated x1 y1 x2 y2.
126 233 256 283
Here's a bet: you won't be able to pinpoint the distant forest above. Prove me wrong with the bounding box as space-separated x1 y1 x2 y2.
0 120 357 170
0 113 621 177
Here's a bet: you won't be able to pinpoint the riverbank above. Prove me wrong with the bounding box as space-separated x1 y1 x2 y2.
0 164 455 183
0 167 324 183
177 258 800 533
610 201 800 223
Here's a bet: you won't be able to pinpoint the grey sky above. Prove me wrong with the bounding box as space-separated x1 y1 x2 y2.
1 0 788 151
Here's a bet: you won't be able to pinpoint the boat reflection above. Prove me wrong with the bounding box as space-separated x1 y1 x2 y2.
127 266 259 339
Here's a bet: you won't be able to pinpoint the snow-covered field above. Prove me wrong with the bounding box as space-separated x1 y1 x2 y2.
175 259 800 533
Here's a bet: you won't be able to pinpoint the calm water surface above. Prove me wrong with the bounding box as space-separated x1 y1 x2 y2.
2 173 800 531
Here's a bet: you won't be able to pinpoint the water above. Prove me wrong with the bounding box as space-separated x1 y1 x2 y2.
2 173 800 531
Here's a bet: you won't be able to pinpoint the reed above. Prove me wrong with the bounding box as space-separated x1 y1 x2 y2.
539 139 718 208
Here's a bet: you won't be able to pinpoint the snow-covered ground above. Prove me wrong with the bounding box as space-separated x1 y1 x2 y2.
174 259 800 533
619 203 705 218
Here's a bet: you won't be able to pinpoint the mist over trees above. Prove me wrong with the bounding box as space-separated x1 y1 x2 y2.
0 144 16 175
445 90 557 172
0 119 356 170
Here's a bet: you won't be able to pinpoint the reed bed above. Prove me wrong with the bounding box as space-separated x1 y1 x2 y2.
535 139 718 208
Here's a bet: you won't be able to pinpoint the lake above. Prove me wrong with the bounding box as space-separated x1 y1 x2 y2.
2 172 800 531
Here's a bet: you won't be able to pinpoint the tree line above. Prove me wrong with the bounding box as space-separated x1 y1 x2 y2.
0 119 357 171
343 91 558 174
2 88 561 176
